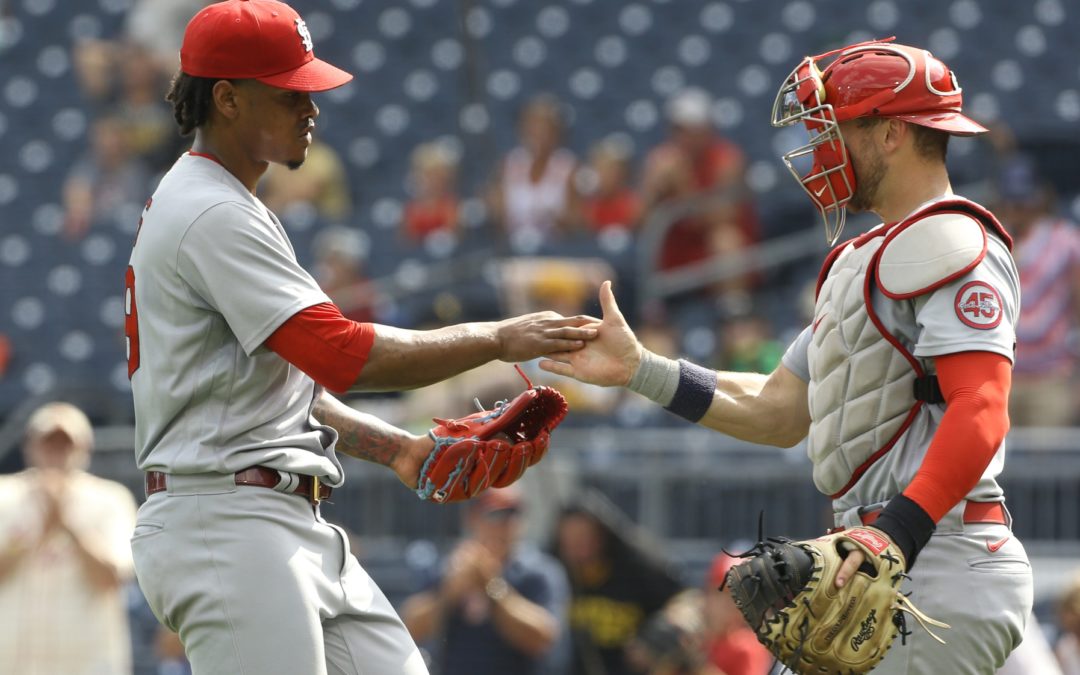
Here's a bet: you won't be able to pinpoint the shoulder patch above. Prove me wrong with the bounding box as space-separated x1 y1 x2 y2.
877 212 987 298
954 281 1003 329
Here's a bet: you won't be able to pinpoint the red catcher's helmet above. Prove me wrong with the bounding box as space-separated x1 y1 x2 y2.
772 38 987 244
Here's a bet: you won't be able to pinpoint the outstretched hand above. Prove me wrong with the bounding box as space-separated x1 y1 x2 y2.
538 280 642 387
494 311 599 363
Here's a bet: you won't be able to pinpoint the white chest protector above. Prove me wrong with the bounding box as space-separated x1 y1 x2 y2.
806 198 1011 496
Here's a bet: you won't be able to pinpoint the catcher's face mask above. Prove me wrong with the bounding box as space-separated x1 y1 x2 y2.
772 51 855 247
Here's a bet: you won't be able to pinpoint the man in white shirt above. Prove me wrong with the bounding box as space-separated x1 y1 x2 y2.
0 402 138 675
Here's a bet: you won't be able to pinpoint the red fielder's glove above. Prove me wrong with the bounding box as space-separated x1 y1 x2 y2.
415 366 568 503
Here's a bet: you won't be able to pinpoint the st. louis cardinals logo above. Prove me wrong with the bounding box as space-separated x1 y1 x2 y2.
954 280 1003 329
295 18 313 52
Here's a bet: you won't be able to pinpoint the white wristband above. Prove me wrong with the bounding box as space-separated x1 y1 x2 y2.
626 349 680 407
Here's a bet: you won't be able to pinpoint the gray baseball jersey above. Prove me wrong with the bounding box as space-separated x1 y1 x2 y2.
125 152 344 485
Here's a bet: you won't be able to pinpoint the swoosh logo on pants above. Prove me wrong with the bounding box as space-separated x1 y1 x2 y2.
986 536 1010 553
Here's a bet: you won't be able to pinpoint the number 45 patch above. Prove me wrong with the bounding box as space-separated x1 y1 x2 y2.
955 281 1003 329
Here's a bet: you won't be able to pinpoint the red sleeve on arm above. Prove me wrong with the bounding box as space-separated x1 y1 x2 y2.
264 302 376 394
902 351 1012 522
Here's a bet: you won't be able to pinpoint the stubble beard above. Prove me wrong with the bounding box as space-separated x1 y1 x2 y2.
847 146 885 214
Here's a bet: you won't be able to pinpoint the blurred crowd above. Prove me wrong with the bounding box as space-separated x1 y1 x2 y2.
21 0 1078 427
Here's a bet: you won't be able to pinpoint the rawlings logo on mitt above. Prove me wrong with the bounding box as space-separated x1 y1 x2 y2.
415 365 568 503
723 527 949 674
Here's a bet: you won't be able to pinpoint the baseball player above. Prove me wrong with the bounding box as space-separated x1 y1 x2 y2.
124 2 595 674
541 39 1032 674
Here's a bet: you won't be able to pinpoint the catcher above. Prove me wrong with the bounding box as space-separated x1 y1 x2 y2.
127 2 583 674
542 38 1031 675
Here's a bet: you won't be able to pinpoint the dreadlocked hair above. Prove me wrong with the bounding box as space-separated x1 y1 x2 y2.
165 72 221 136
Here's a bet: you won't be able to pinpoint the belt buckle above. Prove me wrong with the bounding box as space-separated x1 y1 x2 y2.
310 475 321 505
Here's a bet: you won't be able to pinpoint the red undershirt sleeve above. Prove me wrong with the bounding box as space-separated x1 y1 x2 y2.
902 350 1012 522
872 351 1011 568
264 302 376 394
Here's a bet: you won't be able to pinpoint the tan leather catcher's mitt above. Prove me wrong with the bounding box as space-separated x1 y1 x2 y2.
723 527 949 674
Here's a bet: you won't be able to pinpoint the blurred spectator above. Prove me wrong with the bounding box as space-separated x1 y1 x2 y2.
72 39 178 174
260 139 352 222
640 88 759 273
500 257 612 317
701 554 771 675
402 487 569 675
488 94 577 252
73 38 119 105
128 585 191 675
0 402 138 674
311 226 380 323
1058 572 1080 675
570 138 642 235
155 627 191 675
717 314 784 374
124 0 214 75
995 156 1080 426
404 140 461 244
62 114 151 239
0 333 10 378
553 490 685 675
115 44 179 170
624 590 721 675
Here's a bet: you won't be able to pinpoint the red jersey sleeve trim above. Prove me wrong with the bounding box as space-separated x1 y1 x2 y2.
264 302 375 394
902 351 1011 522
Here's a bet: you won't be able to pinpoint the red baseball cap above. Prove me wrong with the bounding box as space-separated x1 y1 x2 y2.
180 0 353 92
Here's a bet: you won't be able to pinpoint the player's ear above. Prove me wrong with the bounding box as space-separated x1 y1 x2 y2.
211 80 243 121
881 118 909 154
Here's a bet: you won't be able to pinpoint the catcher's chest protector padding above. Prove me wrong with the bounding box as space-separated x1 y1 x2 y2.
808 236 917 496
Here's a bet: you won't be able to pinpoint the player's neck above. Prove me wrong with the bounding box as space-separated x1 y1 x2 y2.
190 131 266 194
873 161 952 224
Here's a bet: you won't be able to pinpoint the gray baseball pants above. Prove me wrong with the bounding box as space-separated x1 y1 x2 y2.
130 473 428 675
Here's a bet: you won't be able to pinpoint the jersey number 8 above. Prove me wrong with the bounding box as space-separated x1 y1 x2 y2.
125 265 140 377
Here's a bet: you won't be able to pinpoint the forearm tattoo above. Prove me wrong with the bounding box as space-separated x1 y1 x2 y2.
313 394 410 468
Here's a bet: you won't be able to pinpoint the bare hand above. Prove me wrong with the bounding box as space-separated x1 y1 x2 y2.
469 544 502 586
442 541 490 602
37 470 68 533
441 547 476 603
494 312 599 362
538 280 642 387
